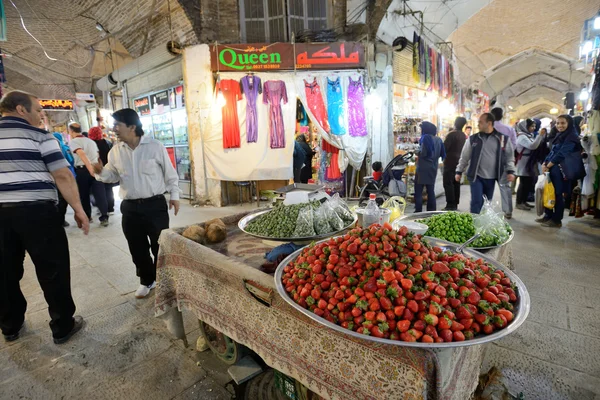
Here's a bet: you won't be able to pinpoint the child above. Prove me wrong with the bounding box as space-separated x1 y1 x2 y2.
372 161 383 181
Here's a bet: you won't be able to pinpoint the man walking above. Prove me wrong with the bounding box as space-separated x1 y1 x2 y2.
68 122 109 226
442 117 467 210
94 109 180 299
0 91 87 344
455 113 516 214
490 107 517 219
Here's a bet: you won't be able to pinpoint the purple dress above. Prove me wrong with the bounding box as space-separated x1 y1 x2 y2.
263 80 288 149
347 77 367 137
240 76 262 143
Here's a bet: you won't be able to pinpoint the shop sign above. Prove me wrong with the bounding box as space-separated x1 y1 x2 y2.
210 42 365 72
150 90 170 114
75 93 95 102
133 96 151 116
40 99 73 111
169 85 185 109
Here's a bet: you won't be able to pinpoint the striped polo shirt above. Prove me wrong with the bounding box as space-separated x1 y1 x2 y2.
0 116 70 203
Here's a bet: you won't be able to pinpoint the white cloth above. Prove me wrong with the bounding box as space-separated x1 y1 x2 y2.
70 136 99 167
95 135 181 200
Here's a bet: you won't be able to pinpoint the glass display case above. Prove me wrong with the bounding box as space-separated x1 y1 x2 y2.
140 115 154 137
172 108 188 145
152 113 174 146
175 146 191 181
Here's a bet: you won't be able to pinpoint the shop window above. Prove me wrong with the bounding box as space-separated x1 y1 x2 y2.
240 0 330 43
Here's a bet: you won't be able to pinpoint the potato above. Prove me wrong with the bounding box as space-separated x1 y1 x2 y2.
205 218 226 229
182 225 206 244
206 224 227 244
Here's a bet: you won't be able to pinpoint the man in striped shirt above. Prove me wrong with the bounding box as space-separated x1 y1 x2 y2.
0 91 88 344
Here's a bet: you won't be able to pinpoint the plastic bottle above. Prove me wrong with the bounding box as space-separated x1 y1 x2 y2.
363 194 381 228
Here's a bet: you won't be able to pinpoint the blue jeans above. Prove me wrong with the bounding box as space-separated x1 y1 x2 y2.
470 177 496 213
414 183 436 213
544 166 571 223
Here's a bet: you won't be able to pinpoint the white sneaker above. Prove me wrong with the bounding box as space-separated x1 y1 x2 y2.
135 282 156 299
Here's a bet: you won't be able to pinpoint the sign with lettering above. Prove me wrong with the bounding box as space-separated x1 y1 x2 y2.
76 93 95 102
150 90 170 114
40 99 73 111
210 42 365 72
133 96 151 115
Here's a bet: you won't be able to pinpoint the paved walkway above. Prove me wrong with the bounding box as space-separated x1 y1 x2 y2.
1 188 599 400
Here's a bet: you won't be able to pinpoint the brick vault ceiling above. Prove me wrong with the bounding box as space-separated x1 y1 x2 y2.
379 0 600 118
1 0 196 99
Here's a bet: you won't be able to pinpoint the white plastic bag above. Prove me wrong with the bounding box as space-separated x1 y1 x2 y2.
328 193 355 224
535 173 548 216
472 196 512 247
293 207 316 237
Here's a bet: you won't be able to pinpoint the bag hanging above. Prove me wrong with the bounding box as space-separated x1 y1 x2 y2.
543 178 556 209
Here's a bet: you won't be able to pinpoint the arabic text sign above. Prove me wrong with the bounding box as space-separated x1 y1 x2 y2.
133 96 151 116
210 43 365 72
40 99 73 111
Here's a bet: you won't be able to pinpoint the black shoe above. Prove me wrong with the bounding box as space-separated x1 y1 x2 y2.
541 220 562 228
516 204 530 211
53 316 85 345
535 217 550 223
442 207 457 211
63 221 70 227
3 323 24 342
505 213 512 220
524 203 534 208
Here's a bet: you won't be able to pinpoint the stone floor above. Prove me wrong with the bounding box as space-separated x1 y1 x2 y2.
1 187 599 400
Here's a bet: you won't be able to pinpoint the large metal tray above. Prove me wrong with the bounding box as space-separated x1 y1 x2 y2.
274 236 530 348
274 184 324 194
238 209 357 242
399 211 515 251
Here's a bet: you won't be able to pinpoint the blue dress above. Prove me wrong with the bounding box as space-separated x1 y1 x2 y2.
326 78 346 135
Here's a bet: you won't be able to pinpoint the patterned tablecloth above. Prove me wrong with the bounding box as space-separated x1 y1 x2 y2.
154 211 514 400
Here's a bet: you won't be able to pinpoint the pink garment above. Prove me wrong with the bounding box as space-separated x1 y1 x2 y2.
347 77 367 137
263 80 288 149
304 79 330 133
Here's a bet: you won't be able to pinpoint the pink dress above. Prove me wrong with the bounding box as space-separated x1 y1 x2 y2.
263 80 288 149
304 78 330 133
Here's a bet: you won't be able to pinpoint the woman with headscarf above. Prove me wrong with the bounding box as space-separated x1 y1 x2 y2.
536 115 585 228
414 121 445 212
88 127 115 213
515 119 546 210
296 134 315 183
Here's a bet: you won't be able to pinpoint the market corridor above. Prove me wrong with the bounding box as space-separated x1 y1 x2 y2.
0 188 599 400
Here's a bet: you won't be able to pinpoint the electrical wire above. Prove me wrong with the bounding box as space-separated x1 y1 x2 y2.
9 0 93 70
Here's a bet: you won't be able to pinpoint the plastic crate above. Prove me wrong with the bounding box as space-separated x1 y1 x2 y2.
274 370 298 400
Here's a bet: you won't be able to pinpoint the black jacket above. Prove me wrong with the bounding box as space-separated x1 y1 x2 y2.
443 129 466 169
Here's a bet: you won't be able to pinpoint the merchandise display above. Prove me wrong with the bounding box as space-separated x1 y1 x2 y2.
326 77 346 135
240 75 262 143
280 224 520 343
263 80 289 149
304 78 330 133
218 78 243 149
347 77 367 137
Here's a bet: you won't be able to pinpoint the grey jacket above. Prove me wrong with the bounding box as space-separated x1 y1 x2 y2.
456 130 515 182
516 133 544 177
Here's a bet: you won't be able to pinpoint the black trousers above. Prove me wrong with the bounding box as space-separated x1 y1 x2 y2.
76 167 108 221
57 192 68 225
516 176 534 205
121 196 170 286
443 165 461 210
0 202 76 338
293 168 302 183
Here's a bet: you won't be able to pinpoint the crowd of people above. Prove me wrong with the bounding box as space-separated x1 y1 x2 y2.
409 107 586 229
0 91 180 345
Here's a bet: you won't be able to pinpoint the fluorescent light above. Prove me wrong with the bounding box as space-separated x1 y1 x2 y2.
549 108 558 114
594 16 600 30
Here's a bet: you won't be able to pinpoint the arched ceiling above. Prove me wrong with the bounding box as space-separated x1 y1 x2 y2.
378 0 600 119
1 0 196 99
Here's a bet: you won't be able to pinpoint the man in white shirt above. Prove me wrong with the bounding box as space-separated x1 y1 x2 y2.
68 122 109 227
94 109 180 298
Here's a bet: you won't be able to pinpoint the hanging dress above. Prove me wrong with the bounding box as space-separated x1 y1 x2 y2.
321 139 341 180
304 78 330 132
326 77 346 136
263 80 288 149
347 77 367 137
240 75 262 143
218 79 242 149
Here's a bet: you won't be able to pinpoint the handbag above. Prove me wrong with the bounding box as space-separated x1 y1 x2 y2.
559 150 586 181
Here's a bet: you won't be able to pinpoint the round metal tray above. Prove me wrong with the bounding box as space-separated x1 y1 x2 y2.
238 209 357 243
399 211 515 251
274 236 530 348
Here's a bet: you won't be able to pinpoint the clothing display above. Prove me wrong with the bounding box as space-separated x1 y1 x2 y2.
296 102 309 126
304 78 330 133
218 79 243 149
240 75 262 143
326 77 346 135
347 77 367 137
321 139 341 180
263 80 288 149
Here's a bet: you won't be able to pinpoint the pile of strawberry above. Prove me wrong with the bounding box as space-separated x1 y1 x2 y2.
281 223 518 343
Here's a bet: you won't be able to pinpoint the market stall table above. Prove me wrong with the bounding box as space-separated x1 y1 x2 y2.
154 211 496 400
